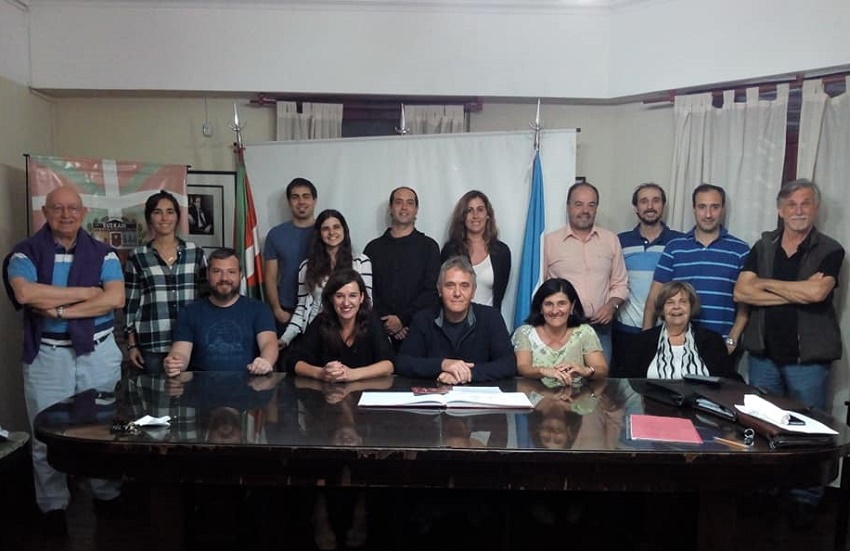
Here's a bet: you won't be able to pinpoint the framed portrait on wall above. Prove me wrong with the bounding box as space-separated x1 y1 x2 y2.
186 171 236 249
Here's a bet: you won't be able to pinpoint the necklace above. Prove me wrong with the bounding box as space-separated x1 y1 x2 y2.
154 242 178 264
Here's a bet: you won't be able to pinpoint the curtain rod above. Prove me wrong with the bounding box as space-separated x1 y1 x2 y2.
643 71 850 105
250 95 483 112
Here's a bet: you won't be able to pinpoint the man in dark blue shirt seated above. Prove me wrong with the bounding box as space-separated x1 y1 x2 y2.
396 256 516 383
164 248 277 375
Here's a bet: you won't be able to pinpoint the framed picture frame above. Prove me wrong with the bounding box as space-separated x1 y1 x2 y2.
187 171 236 249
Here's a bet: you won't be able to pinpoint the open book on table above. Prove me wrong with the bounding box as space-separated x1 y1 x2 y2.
358 387 533 409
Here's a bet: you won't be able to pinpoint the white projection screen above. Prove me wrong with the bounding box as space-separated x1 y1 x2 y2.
244 129 577 325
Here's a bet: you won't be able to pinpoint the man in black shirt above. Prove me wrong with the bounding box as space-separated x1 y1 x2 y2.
364 187 440 350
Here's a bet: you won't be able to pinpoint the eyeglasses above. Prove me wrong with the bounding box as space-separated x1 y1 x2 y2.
47 205 82 215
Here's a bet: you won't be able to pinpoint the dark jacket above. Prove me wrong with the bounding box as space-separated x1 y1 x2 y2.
741 227 844 363
621 324 736 379
396 303 517 382
364 229 440 326
440 239 511 309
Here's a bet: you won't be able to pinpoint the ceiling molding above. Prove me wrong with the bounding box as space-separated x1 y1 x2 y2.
26 0 657 15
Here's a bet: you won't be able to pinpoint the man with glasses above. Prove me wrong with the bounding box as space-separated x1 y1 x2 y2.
3 186 125 537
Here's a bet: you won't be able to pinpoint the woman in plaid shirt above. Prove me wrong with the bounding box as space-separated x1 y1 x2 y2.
124 191 207 374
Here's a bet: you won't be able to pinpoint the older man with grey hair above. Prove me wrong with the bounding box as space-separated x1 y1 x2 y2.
3 186 125 537
396 256 516 383
734 178 845 526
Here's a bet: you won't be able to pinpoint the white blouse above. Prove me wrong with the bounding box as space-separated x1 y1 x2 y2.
472 254 494 307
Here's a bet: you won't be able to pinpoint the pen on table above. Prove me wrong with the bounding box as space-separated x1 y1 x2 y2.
714 436 750 450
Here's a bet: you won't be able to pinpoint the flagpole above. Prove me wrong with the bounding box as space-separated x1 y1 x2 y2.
229 103 265 300
513 100 546 328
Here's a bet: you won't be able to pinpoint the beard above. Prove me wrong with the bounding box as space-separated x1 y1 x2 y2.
638 212 661 225
211 283 239 301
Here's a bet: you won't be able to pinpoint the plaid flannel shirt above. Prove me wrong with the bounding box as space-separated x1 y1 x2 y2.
124 239 207 353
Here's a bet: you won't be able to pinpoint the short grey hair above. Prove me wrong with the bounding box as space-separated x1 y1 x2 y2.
777 178 821 207
438 255 477 288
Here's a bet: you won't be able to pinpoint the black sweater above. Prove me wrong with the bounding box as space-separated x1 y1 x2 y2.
364 229 441 327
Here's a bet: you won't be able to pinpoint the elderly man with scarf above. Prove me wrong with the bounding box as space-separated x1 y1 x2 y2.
3 186 125 537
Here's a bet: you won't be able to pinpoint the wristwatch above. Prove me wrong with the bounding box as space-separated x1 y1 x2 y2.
725 337 736 347
55 305 65 319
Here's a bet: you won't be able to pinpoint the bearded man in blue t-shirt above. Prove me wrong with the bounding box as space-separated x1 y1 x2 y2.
165 248 277 375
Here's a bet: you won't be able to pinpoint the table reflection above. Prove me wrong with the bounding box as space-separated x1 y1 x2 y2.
123 371 283 444
44 372 847 456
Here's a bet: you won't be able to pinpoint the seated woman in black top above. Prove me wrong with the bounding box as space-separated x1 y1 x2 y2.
288 269 393 550
289 269 394 382
624 281 734 379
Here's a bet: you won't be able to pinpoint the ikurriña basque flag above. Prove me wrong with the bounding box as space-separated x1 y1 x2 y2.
513 151 545 329
234 145 265 301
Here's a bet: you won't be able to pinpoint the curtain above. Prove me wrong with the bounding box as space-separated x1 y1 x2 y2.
403 105 466 134
668 85 789 245
796 77 850 418
276 102 343 141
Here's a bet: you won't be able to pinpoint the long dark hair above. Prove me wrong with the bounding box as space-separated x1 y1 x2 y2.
446 190 500 257
306 209 354 290
524 278 587 327
318 269 372 357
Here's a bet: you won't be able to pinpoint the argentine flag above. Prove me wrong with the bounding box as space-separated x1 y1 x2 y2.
513 151 545 329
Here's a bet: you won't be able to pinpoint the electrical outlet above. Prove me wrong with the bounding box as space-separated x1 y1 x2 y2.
202 122 213 137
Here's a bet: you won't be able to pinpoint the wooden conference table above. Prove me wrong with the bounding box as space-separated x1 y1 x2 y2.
34 372 850 550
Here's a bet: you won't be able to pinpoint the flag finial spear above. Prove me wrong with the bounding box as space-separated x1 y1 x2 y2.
229 102 246 148
530 99 542 152
396 103 409 136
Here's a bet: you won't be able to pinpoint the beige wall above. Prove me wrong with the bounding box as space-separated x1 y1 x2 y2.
53 96 676 234
471 100 675 233
0 76 54 430
53 97 275 172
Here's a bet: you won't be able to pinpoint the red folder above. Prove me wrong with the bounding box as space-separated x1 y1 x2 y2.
629 414 703 444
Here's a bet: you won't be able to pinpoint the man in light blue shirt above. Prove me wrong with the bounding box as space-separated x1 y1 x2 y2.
613 183 683 372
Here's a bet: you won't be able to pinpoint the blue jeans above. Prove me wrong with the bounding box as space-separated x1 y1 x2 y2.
591 323 613 367
24 335 123 512
747 355 829 506
747 356 828 411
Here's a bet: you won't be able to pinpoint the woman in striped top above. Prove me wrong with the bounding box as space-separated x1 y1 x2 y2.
279 209 372 349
